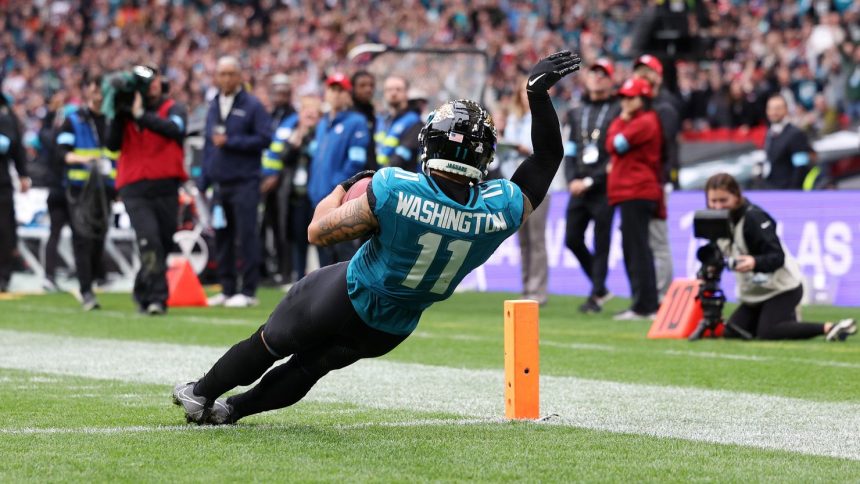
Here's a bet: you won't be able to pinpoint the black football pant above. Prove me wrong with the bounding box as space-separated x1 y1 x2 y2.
618 200 659 315
565 195 614 299
194 262 408 421
724 285 825 340
124 193 177 308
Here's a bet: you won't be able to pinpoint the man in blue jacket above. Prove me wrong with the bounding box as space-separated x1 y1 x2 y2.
308 73 370 266
202 56 273 308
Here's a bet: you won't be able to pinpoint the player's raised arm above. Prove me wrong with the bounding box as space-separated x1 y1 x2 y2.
308 170 379 246
510 51 581 221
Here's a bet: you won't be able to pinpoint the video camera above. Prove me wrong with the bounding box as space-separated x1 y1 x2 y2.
689 210 752 341
101 65 157 119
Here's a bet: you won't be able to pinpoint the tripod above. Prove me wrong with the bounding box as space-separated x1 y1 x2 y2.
688 281 753 341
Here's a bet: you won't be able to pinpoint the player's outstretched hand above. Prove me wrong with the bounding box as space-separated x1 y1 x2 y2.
526 51 581 93
339 170 376 191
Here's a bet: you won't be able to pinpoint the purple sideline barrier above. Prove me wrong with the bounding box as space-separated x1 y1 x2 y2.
458 190 860 307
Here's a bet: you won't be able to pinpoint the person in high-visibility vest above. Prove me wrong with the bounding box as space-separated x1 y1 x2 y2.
374 76 422 172
56 75 117 311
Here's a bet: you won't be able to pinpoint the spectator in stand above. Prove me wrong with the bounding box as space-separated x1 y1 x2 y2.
633 55 677 302
268 74 295 128
842 42 860 122
0 92 30 293
763 94 817 190
564 59 620 313
375 76 422 172
105 64 187 315
351 71 377 170
606 78 662 320
202 56 273 308
308 73 370 267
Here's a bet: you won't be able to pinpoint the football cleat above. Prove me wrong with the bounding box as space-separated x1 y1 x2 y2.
207 398 236 425
172 381 211 424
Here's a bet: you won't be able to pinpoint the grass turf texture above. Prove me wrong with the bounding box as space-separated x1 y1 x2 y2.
0 290 858 481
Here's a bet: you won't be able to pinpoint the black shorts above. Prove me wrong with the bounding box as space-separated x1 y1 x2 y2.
262 261 408 362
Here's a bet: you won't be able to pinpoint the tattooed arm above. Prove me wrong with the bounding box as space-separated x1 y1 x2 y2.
307 188 379 247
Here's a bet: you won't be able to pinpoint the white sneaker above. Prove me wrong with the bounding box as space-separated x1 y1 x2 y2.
613 309 654 321
826 318 857 342
224 294 259 308
595 291 614 307
207 293 229 307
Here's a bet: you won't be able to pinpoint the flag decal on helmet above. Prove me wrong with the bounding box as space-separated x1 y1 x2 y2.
448 133 464 143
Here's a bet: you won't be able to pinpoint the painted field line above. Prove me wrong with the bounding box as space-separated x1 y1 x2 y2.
0 330 858 461
0 418 497 436
11 304 257 327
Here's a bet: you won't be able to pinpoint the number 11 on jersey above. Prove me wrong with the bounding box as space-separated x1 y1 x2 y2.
402 232 472 294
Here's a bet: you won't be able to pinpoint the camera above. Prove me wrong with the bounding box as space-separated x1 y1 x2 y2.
688 210 751 341
101 65 157 118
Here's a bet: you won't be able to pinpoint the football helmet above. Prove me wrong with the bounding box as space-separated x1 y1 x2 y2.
418 99 496 181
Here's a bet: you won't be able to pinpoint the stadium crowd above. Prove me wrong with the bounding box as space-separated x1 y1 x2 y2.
2 0 860 143
1 0 859 319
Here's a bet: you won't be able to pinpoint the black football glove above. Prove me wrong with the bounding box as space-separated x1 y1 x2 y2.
526 50 581 93
339 170 376 191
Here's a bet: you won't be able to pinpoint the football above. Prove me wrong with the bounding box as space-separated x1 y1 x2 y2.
342 177 372 204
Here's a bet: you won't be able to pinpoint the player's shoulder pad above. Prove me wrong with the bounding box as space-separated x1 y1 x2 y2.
370 167 415 209
479 179 522 206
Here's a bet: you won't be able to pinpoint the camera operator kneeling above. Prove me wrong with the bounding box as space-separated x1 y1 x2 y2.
705 173 856 342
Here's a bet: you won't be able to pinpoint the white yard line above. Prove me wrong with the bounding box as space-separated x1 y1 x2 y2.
0 329 858 461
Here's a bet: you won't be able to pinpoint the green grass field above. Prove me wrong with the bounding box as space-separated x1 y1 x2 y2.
0 289 858 482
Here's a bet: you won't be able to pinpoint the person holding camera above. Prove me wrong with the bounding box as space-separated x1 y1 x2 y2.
201 56 273 308
106 64 187 315
705 173 856 341
56 76 117 310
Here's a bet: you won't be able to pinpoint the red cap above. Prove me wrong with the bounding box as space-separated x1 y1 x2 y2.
589 58 615 78
618 77 654 98
634 54 663 76
325 73 352 91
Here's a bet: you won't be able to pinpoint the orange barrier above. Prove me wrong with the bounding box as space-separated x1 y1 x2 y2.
166 257 208 307
647 279 704 339
504 300 540 420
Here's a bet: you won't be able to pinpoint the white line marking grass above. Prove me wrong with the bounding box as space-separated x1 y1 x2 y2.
0 329 858 461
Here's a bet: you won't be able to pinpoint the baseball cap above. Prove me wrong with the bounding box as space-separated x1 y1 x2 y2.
325 73 352 91
618 77 653 98
589 58 615 78
634 54 663 76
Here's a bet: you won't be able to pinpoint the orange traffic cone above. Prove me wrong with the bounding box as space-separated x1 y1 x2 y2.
166 257 208 307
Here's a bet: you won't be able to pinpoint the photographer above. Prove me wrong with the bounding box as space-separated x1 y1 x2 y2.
705 173 855 341
106 65 187 315
56 76 115 310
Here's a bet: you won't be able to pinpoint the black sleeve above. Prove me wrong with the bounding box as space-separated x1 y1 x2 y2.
656 104 681 185
742 208 785 273
106 116 126 151
563 108 579 183
510 91 564 209
135 101 186 144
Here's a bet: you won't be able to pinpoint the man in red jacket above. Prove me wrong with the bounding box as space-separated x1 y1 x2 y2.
106 65 187 315
605 77 662 320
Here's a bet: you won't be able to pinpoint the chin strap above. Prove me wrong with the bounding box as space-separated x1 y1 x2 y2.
423 158 484 181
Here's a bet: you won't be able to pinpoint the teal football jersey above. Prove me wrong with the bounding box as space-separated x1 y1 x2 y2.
347 167 525 335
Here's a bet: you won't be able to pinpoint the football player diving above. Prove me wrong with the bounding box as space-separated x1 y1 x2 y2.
172 51 581 425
